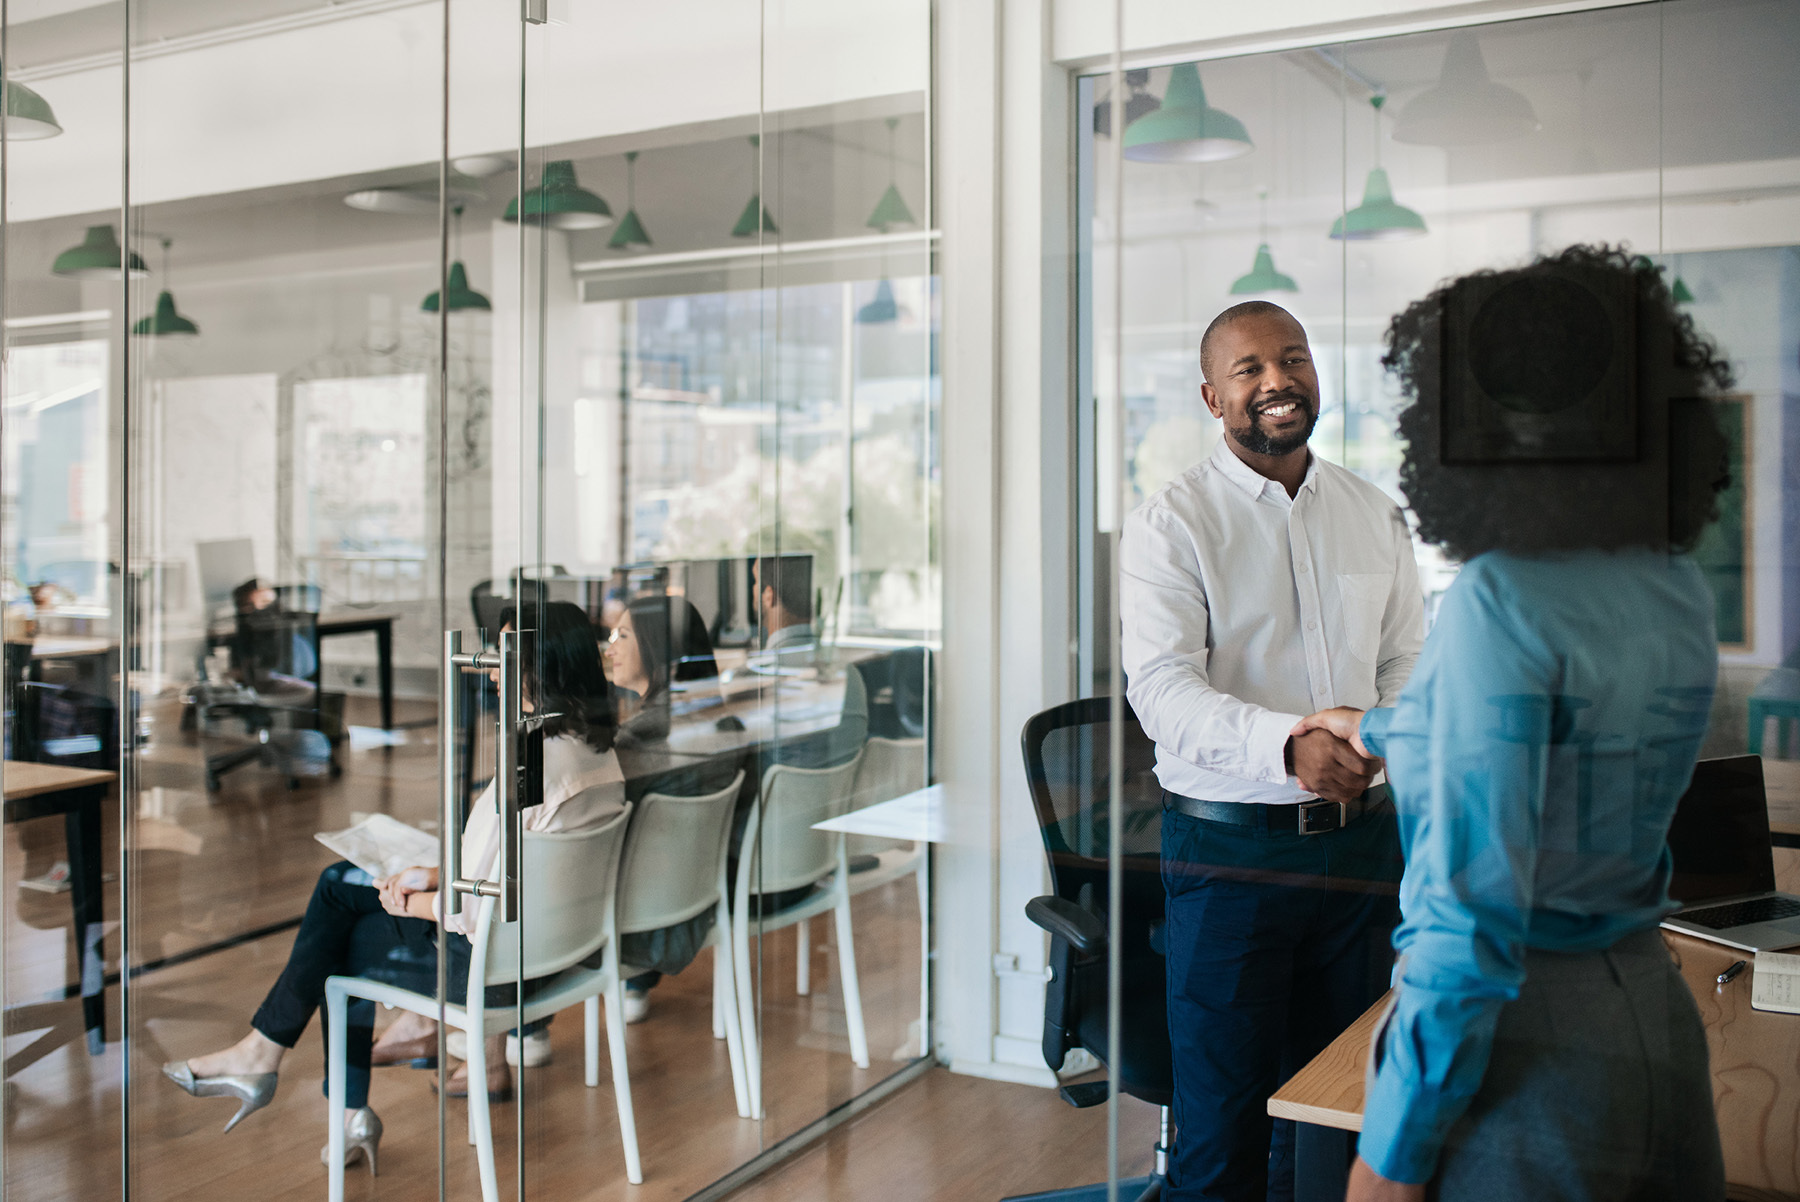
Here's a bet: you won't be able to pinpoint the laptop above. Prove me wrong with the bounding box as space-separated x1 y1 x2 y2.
1661 755 1800 952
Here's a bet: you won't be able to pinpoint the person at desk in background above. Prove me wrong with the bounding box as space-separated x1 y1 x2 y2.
604 592 736 1024
752 554 816 662
1120 299 1423 1201
230 576 318 682
161 601 625 1170
1292 246 1731 1202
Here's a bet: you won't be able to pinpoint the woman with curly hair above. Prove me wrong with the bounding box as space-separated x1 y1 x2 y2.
1294 245 1732 1202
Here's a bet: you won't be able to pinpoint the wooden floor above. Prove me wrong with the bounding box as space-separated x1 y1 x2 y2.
3 692 951 1201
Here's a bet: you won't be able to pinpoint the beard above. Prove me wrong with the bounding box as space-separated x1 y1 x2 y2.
1230 394 1317 457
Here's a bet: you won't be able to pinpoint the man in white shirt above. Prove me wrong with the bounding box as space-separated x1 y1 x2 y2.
1121 301 1423 1201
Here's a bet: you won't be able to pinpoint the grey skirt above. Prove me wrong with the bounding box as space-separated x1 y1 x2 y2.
1371 927 1724 1202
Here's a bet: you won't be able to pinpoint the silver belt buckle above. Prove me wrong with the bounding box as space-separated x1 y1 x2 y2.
1297 799 1346 835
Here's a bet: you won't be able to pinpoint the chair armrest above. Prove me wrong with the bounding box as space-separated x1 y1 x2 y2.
1026 895 1107 956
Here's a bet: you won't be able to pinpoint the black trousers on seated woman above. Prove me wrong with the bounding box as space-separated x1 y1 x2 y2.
250 861 479 1110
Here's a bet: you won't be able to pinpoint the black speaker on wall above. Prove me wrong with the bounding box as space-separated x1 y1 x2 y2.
1439 262 1639 463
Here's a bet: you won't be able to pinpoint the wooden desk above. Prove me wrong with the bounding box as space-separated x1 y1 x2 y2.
30 635 116 661
209 610 397 729
1269 934 1800 1201
1765 759 1800 849
4 761 116 1054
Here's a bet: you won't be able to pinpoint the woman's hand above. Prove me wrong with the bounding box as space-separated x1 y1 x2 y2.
1290 706 1373 758
1346 1157 1425 1202
374 866 438 918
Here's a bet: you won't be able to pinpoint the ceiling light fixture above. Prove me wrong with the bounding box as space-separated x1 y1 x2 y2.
504 159 613 230
865 118 917 232
1394 31 1539 147
5 77 61 140
1231 191 1298 295
422 206 491 313
52 224 147 279
132 238 200 337
731 135 779 239
1330 96 1428 242
1122 62 1253 164
607 151 652 251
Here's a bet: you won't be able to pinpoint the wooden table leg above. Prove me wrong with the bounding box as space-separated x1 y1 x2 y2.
375 621 394 731
1293 1121 1353 1202
62 784 107 1054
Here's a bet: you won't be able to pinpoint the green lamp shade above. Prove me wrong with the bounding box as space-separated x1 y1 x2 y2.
131 291 199 337
856 278 900 324
865 183 916 232
732 193 779 239
503 160 613 230
53 225 148 279
6 79 61 140
1122 62 1253 164
1329 169 1428 241
421 261 491 313
1230 244 1299 295
607 207 652 251
1672 276 1695 304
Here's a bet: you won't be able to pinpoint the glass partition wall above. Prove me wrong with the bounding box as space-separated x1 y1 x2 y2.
2 1 934 1198
1088 0 1800 1195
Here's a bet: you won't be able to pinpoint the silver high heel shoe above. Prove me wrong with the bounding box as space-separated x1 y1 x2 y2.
320 1107 383 1176
160 1061 278 1133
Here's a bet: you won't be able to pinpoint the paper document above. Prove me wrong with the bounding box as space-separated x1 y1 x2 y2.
316 813 439 879
1751 950 1800 1014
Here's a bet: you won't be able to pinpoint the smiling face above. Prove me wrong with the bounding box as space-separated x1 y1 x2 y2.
1200 309 1320 459
603 608 649 697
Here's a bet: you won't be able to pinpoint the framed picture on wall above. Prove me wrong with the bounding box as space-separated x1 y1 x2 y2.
1691 394 1752 653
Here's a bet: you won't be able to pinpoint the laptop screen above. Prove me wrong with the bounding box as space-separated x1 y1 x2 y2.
1666 755 1775 904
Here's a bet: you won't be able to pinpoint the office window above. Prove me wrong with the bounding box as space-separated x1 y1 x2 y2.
2 339 110 610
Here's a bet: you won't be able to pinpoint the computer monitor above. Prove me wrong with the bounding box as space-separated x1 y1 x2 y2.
1665 755 1774 905
195 538 257 618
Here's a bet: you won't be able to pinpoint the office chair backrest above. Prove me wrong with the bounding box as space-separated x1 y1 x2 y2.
849 736 927 811
616 770 745 935
1021 696 1162 883
485 803 633 983
750 753 863 895
851 647 930 740
470 579 506 641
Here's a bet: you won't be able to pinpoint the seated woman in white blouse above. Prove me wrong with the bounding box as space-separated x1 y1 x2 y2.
161 601 623 1173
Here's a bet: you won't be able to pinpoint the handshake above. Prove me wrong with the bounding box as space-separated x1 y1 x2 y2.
1286 707 1380 805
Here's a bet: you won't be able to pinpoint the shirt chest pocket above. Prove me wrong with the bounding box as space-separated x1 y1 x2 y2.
1335 572 1388 664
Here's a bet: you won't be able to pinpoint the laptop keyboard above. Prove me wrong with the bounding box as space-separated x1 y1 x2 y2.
1681 895 1800 931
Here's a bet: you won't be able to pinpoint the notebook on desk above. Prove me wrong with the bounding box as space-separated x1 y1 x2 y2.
1662 755 1800 953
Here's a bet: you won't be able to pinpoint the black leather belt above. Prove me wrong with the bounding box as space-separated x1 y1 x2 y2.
1164 787 1387 836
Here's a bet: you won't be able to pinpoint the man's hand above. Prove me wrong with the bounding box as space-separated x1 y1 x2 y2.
1346 1156 1425 1202
1287 727 1380 804
1290 706 1371 757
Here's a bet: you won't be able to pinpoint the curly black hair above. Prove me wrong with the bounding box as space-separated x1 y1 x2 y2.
1382 243 1734 561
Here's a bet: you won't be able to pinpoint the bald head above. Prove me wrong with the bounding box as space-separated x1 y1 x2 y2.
1201 301 1303 383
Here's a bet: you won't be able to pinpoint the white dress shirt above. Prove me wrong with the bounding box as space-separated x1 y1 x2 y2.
1120 437 1424 805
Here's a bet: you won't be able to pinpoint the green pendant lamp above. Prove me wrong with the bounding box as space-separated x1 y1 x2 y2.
856 278 902 325
132 239 199 336
503 159 613 230
1122 62 1253 164
732 135 779 239
53 224 147 279
866 117 916 232
607 152 653 251
4 78 62 140
1631 254 1695 304
1231 190 1298 295
422 206 491 313
1330 97 1428 242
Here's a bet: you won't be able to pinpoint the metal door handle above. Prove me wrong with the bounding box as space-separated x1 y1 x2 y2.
442 629 520 921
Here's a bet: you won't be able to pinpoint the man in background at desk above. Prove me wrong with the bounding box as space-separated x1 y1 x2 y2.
1120 300 1422 1201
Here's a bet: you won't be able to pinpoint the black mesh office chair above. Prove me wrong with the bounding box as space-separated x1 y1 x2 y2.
1008 696 1172 1202
194 607 339 791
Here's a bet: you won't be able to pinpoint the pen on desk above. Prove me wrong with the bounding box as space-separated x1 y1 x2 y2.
1716 959 1748 992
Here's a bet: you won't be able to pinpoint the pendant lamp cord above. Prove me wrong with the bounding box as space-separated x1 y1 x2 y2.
1371 93 1385 168
625 150 637 211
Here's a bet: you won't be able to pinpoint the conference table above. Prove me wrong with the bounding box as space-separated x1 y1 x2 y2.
1268 932 1800 1201
3 760 116 1055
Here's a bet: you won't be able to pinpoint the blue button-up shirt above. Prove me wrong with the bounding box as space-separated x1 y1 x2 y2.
1355 549 1717 1183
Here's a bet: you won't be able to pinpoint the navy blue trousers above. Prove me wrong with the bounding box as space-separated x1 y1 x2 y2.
1161 797 1402 1202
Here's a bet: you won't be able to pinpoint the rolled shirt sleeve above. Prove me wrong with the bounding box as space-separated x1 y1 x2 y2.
1120 504 1301 785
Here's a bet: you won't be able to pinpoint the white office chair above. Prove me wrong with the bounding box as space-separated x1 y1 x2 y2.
732 752 866 1119
610 770 752 1119
324 808 639 1202
841 736 929 1056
